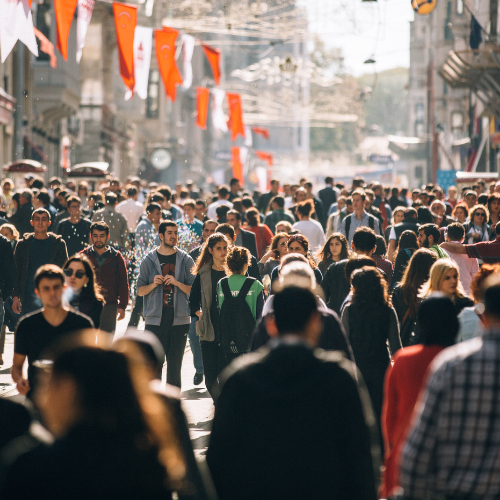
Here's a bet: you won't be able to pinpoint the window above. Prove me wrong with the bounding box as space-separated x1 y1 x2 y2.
415 103 425 122
457 0 464 14
36 4 51 63
147 70 159 119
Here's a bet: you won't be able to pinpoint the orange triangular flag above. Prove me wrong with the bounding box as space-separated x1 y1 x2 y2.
196 87 210 130
226 93 245 142
256 150 273 166
28 0 32 7
155 28 183 101
251 127 270 140
202 44 221 86
113 2 137 92
232 147 244 185
54 0 78 60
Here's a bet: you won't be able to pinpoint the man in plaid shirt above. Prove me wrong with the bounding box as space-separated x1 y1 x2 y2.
400 277 500 499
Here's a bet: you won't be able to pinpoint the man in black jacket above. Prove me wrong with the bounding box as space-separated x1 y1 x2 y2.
0 234 15 364
318 176 339 215
12 209 68 316
207 286 378 500
226 210 258 259
9 189 33 236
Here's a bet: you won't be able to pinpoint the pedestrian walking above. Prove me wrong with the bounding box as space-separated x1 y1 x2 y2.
226 210 258 259
0 231 15 365
315 233 349 276
91 192 129 250
81 221 129 333
63 255 104 328
390 230 418 289
56 195 91 257
340 189 381 244
292 200 326 253
244 207 273 259
417 223 450 258
207 286 379 500
137 221 195 388
12 208 68 316
11 265 93 402
263 195 294 234
189 233 229 401
257 232 289 280
381 294 458 498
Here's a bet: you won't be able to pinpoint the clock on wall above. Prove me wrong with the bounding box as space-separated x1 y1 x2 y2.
150 148 173 170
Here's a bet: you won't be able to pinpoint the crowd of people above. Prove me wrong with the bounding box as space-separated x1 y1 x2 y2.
1 172 500 498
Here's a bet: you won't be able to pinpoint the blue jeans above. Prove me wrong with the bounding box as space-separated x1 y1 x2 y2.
188 317 204 374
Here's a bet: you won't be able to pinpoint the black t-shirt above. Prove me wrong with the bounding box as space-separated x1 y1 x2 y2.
210 268 226 341
58 218 91 256
157 252 177 327
15 310 94 394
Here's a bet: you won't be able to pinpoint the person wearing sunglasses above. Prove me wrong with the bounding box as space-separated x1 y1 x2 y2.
464 204 492 245
63 255 104 329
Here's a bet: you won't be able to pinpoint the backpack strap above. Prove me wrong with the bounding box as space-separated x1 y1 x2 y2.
345 214 351 240
237 277 255 300
221 278 232 299
368 216 374 230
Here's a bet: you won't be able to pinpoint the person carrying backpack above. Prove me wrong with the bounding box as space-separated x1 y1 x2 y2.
217 246 264 364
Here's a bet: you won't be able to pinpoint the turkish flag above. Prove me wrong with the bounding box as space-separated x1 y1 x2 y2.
251 127 270 140
231 147 244 185
227 93 245 142
196 88 210 130
155 28 183 101
202 44 221 85
54 0 78 60
113 2 137 92
256 150 273 166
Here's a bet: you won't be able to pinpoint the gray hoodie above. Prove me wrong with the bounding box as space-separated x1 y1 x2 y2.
137 248 195 326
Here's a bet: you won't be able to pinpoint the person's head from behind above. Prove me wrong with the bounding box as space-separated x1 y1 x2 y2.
270 195 285 211
418 223 440 248
481 275 500 327
398 230 418 252
279 261 317 291
35 265 66 309
266 287 321 343
470 264 500 305
216 204 230 221
245 207 260 228
105 192 118 207
31 208 51 235
374 235 387 257
296 200 314 220
225 246 251 276
218 185 230 200
417 293 459 346
344 256 377 284
90 221 110 249
216 223 235 244
446 222 465 243
351 227 377 255
159 221 178 249
420 258 466 299
276 221 293 234
0 223 19 241
351 267 389 308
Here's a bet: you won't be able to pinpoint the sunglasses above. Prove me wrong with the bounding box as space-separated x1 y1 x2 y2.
475 213 486 217
64 268 86 279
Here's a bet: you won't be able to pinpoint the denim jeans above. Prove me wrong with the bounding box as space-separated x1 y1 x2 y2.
188 316 204 374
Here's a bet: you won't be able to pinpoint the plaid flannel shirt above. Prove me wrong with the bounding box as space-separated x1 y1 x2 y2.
372 254 393 285
400 329 500 499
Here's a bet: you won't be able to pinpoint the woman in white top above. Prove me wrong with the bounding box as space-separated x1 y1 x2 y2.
292 200 326 252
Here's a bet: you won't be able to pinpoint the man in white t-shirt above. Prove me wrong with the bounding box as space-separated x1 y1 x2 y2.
207 185 233 220
116 186 144 233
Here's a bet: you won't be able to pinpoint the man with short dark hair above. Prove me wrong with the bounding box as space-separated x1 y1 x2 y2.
12 209 68 316
53 189 70 229
189 219 218 263
11 264 93 401
226 210 258 259
9 188 33 236
340 190 381 244
91 192 129 249
318 176 340 215
228 178 241 202
207 185 233 220
176 199 203 253
34 189 57 222
195 199 207 222
400 276 500 498
116 185 144 234
157 186 183 220
81 221 129 332
207 286 379 500
418 223 449 258
137 221 195 388
257 179 280 214
264 195 294 234
57 195 91 256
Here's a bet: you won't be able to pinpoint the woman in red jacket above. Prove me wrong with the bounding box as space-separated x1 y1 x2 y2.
244 207 273 259
381 294 459 498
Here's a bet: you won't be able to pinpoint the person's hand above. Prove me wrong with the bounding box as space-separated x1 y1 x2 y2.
153 275 164 286
12 296 21 314
163 275 178 287
472 232 481 240
195 311 203 319
16 378 30 396
116 308 126 321
261 250 275 262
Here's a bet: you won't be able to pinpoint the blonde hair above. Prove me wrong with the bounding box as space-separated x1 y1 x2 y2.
419 259 468 299
0 223 19 240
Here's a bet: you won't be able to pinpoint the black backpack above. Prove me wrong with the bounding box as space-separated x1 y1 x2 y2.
219 277 256 354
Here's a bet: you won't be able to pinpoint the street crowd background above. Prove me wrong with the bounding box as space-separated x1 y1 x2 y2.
1 172 500 498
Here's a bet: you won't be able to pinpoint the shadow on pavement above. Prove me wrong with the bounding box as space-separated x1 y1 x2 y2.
181 388 211 400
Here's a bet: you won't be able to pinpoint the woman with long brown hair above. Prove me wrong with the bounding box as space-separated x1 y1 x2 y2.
315 233 349 275
63 255 105 329
258 232 288 279
189 233 229 401
392 249 438 346
487 192 500 230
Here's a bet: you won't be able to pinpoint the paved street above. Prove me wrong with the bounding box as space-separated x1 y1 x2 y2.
0 310 214 460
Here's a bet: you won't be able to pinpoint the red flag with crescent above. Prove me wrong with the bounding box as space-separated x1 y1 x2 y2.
226 93 245 142
155 28 183 101
54 0 78 60
113 2 137 92
202 44 221 85
196 88 210 130
231 147 244 185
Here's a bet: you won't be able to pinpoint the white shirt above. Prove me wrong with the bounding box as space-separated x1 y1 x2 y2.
207 199 233 220
292 219 326 252
447 240 479 295
116 198 145 232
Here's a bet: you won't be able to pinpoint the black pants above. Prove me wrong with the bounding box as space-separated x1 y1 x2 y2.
100 302 118 333
128 295 143 327
145 323 189 388
200 340 228 402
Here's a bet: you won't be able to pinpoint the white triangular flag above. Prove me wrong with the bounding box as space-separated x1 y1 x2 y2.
76 0 95 63
212 88 228 132
181 34 195 89
131 26 152 100
0 0 38 63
